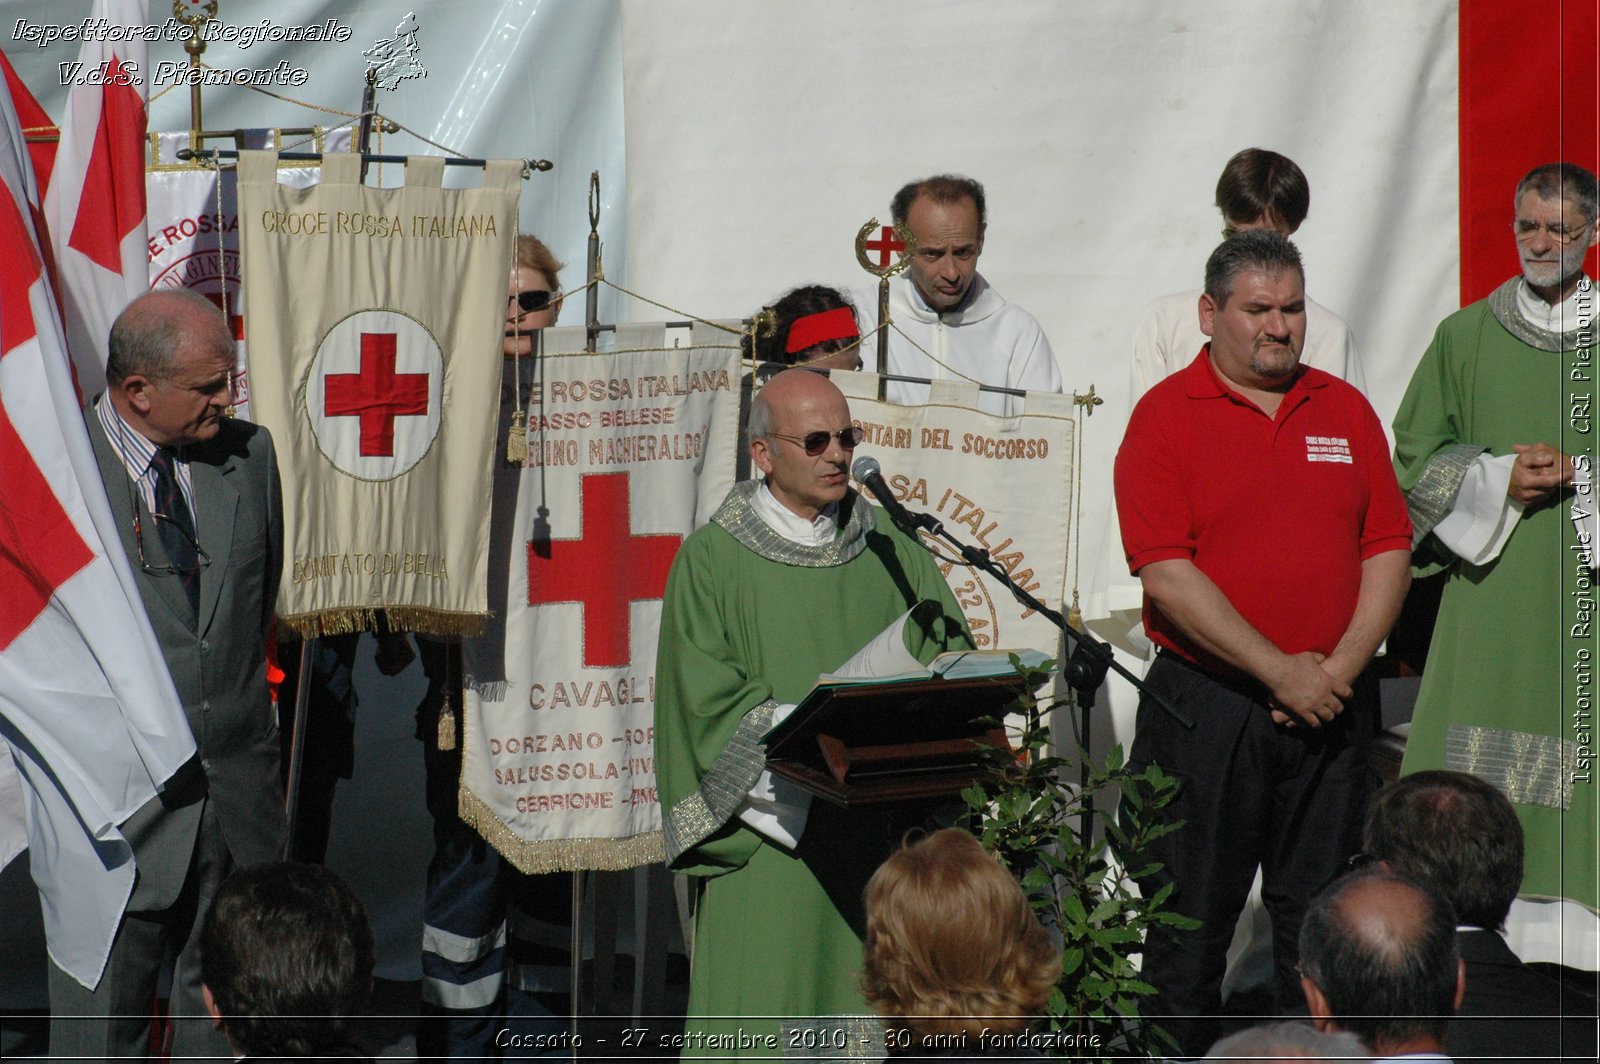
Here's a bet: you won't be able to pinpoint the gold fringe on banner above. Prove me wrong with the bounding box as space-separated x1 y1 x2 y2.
278 608 489 640
458 789 665 874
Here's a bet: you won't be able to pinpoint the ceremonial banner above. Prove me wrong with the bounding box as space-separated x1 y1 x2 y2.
1 70 193 989
460 324 741 871
237 150 520 636
146 128 352 419
39 0 150 395
835 374 1075 658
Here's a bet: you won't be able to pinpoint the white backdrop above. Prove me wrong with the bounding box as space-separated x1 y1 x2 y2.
618 0 1460 751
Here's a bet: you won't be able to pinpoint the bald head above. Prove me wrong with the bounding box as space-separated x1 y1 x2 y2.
751 367 845 431
1299 869 1460 1053
108 290 232 385
748 369 856 519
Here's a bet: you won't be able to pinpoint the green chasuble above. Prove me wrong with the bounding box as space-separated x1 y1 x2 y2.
1393 277 1597 910
655 481 971 1050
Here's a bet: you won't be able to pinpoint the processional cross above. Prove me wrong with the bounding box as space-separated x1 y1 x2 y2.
853 219 915 380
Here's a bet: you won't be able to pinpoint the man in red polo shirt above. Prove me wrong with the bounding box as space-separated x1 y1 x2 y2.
1114 230 1411 1058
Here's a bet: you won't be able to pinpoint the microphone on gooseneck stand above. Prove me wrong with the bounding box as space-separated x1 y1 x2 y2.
851 456 941 535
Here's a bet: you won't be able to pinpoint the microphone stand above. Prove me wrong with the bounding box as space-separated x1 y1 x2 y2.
882 500 1192 852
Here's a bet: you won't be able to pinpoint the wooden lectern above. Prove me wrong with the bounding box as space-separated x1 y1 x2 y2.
761 672 1027 807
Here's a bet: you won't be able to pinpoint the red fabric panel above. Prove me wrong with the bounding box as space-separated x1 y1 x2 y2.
1459 0 1600 306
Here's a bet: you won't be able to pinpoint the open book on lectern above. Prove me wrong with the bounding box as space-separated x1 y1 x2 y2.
759 605 1054 806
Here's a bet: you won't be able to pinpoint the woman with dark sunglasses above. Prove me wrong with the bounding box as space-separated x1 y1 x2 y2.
504 234 564 356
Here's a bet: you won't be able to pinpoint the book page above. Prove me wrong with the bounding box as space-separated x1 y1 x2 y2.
816 608 925 683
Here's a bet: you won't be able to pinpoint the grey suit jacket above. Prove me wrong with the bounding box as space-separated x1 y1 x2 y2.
88 404 287 909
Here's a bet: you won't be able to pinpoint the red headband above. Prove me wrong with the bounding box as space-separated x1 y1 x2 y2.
784 307 859 354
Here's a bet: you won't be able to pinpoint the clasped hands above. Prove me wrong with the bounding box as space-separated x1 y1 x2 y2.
1265 650 1353 728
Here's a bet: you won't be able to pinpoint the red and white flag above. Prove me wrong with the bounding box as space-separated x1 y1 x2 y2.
0 47 192 991
40 0 150 397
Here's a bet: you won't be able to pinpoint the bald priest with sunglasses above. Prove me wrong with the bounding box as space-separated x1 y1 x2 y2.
55 289 285 1061
655 368 971 1051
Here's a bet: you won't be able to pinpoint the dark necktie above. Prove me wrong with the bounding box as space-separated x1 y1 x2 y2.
149 447 200 620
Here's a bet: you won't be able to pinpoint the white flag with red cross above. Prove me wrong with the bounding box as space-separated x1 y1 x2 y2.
236 150 520 637
0 55 193 992
40 0 150 397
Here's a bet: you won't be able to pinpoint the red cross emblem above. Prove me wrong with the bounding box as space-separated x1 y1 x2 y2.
323 332 431 457
864 225 906 268
308 310 442 479
528 472 682 668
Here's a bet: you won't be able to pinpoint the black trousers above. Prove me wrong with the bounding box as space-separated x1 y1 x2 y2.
1122 653 1372 1059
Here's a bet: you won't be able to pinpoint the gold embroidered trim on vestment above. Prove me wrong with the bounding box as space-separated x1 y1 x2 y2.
777 1016 886 1060
663 699 777 863
1444 723 1576 810
711 481 873 568
1486 277 1584 353
1407 444 1490 545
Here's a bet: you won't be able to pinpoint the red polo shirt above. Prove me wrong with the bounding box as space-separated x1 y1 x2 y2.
1114 349 1411 673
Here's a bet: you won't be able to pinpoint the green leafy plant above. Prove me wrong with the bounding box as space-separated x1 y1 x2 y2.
961 656 1198 1060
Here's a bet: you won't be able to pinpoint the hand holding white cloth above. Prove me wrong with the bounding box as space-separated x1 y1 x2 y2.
738 702 811 848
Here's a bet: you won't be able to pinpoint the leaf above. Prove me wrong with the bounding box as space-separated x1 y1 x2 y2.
1088 896 1122 924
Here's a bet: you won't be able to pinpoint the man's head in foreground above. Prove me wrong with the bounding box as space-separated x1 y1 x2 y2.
1362 769 1522 933
1299 868 1463 1056
201 861 374 1059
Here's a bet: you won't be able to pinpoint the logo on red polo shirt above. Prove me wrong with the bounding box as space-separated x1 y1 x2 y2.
1305 435 1352 464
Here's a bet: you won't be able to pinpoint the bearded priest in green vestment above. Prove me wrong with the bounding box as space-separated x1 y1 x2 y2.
1392 162 1600 958
655 369 972 1049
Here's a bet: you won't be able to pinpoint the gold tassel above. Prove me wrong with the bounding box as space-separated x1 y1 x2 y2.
1067 590 1083 631
436 696 456 751
506 408 527 464
436 638 458 750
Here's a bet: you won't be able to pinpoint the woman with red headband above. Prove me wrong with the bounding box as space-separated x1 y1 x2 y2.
748 284 864 371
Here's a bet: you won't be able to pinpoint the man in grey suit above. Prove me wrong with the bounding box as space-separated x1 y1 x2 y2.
48 289 285 1060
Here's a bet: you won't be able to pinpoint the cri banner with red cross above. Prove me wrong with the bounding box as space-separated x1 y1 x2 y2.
236 150 521 636
459 325 741 870
833 373 1076 660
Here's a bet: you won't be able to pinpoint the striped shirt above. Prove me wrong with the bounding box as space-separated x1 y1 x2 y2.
94 395 197 522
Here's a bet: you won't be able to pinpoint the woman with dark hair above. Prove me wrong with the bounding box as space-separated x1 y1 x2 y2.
747 284 863 370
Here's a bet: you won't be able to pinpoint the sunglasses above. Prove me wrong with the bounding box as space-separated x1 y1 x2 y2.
767 425 865 456
509 289 555 314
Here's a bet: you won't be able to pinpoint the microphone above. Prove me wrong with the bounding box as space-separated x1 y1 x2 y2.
852 456 938 533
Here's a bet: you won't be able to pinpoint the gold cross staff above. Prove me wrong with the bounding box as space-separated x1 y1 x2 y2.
853 218 915 378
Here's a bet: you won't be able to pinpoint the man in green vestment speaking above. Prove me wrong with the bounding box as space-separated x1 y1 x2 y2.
1392 162 1600 963
655 369 971 1049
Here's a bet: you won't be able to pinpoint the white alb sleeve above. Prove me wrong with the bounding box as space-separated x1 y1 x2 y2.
737 702 811 848
1432 453 1522 565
